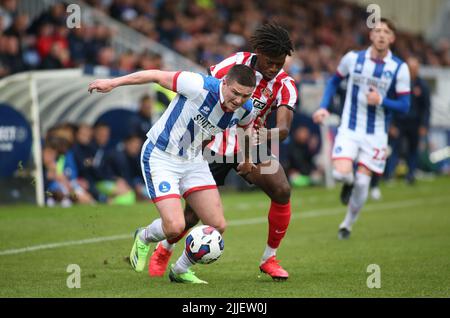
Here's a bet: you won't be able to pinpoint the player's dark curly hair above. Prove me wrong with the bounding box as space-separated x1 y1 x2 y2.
250 23 293 57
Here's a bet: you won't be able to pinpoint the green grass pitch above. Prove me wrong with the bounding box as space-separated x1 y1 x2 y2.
0 177 449 297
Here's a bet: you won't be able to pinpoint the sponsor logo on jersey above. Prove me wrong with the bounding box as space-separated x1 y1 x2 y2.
253 98 266 110
193 114 222 135
353 74 389 92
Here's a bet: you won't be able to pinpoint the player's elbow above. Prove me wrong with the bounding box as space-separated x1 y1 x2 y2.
330 74 342 86
278 127 290 141
400 95 411 114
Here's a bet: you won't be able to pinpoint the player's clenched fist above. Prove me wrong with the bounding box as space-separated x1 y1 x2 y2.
312 108 330 124
88 79 116 94
366 86 382 106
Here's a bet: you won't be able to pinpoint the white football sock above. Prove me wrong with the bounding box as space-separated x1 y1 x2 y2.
261 245 277 264
340 172 371 230
333 170 355 185
161 240 175 251
140 218 166 244
172 251 195 274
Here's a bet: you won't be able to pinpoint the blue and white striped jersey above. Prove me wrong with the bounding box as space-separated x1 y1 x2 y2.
146 71 254 159
336 47 410 136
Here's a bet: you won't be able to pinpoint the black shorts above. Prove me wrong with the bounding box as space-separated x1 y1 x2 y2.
208 160 240 186
207 144 275 186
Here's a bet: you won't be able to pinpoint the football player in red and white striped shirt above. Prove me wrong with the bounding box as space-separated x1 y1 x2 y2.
149 23 298 280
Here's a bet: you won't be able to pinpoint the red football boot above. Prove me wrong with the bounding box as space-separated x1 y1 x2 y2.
259 256 289 281
148 242 173 277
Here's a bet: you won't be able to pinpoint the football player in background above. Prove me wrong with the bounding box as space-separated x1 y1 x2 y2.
313 18 411 239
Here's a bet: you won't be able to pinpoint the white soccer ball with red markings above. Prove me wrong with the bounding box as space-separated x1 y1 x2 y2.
185 225 224 264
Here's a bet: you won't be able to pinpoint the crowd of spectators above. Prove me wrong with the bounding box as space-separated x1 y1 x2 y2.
1 0 449 80
1 0 447 205
42 95 154 206
43 122 149 207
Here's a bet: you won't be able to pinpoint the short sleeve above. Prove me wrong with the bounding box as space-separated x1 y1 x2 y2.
173 71 204 99
336 51 355 78
209 54 237 79
209 52 252 79
395 62 411 95
276 78 298 110
237 101 255 128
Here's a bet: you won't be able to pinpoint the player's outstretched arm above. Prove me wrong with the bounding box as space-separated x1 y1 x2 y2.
88 70 178 94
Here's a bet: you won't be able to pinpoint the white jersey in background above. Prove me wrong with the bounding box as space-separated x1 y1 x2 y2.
336 47 410 136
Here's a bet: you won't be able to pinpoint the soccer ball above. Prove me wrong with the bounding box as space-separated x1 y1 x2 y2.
185 225 224 264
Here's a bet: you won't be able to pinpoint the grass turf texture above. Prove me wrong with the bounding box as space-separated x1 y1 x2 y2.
0 177 449 297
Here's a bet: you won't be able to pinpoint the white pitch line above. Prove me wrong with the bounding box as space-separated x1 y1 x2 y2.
0 234 131 256
0 196 448 256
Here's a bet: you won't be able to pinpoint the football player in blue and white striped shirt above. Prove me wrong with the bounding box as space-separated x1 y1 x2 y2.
313 18 411 239
88 64 256 283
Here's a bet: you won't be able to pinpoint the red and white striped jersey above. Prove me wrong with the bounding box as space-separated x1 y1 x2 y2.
208 52 298 155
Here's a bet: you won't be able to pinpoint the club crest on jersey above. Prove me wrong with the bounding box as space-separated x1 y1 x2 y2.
382 70 393 79
262 87 273 99
335 146 342 154
159 181 171 193
355 63 363 72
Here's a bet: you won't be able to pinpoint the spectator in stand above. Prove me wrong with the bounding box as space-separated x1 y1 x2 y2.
103 134 147 200
128 94 154 140
35 23 55 60
0 0 18 32
72 123 107 203
0 35 25 75
28 2 67 35
287 118 321 187
43 134 94 207
385 56 431 184
2 1 450 79
89 122 136 205
39 42 71 69
96 46 116 69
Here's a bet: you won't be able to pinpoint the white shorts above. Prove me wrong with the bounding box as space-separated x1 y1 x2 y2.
140 139 217 202
331 129 388 175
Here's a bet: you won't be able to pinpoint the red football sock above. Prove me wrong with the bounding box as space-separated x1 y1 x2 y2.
267 200 291 249
167 229 188 244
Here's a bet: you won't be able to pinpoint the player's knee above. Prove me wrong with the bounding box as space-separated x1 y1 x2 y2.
270 183 291 204
213 220 227 234
164 219 186 239
333 161 353 175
